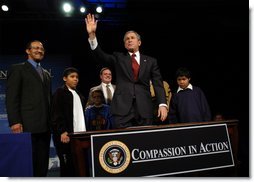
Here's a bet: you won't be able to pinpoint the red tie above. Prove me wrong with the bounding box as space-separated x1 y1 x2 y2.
131 53 140 81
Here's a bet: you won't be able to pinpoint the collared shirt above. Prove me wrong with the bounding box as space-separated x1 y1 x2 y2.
101 82 114 100
128 51 140 65
27 59 40 68
177 83 193 93
88 37 98 50
88 37 141 65
68 88 86 132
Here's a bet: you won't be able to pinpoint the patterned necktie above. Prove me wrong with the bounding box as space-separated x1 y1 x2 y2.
106 84 112 104
131 53 140 81
36 63 44 81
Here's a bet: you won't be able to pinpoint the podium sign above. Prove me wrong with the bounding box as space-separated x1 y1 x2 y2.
91 124 234 177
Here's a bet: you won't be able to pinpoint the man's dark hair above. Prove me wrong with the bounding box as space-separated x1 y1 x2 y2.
123 30 141 42
63 67 79 77
176 67 191 79
26 40 42 49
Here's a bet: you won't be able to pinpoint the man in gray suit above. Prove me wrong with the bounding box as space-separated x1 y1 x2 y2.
6 40 51 176
86 67 116 107
85 14 168 128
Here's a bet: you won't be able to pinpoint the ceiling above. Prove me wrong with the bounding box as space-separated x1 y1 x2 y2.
0 0 246 54
0 0 222 22
0 0 127 21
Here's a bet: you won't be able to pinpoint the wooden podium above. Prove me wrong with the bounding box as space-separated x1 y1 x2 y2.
68 120 239 177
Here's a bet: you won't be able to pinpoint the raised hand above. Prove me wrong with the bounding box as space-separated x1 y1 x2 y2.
85 13 97 39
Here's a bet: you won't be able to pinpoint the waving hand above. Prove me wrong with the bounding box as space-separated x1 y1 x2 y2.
85 13 97 40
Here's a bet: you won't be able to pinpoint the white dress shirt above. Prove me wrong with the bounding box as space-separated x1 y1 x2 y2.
88 37 98 50
101 82 115 100
68 88 86 132
129 51 140 65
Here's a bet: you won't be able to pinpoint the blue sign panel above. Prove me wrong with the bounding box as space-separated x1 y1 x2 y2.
91 124 234 177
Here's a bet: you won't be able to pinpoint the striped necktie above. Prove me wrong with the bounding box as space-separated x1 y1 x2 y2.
36 63 44 81
106 84 112 104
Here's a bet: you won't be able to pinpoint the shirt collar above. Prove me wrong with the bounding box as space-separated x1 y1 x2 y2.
177 83 193 93
129 51 140 64
102 82 111 87
129 51 140 58
27 59 40 68
67 86 76 92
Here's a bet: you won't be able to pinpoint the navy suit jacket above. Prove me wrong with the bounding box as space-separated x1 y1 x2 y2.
91 46 166 118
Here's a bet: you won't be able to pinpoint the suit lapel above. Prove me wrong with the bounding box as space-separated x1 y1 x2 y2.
138 54 147 79
99 84 103 90
112 84 116 90
42 68 50 85
24 61 43 82
122 53 148 81
123 53 133 80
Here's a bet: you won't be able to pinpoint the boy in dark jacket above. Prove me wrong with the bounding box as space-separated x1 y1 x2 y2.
169 67 211 123
51 67 86 176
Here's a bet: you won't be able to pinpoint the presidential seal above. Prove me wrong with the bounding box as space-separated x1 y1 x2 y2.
99 140 131 174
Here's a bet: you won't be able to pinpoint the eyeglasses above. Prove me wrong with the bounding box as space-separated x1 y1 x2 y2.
30 46 45 52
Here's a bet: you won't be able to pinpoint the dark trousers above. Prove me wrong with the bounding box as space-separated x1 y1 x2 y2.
113 99 153 129
58 154 76 176
57 145 76 177
53 135 76 177
31 132 51 177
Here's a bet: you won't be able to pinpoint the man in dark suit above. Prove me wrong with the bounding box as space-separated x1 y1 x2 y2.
6 40 51 176
86 67 116 107
85 14 168 128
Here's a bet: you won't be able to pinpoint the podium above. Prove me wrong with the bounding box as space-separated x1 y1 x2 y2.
0 133 33 177
69 120 238 177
